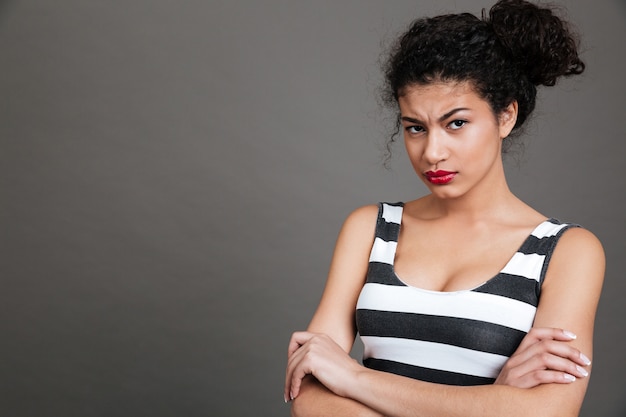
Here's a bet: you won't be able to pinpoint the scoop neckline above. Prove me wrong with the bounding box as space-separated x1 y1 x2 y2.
389 204 552 294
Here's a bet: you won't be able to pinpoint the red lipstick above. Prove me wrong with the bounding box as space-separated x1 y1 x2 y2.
424 170 457 185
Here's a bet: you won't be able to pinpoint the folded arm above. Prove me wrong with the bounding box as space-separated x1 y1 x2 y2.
286 209 604 417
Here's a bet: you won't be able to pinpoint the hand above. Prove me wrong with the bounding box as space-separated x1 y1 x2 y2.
495 327 592 388
285 331 362 402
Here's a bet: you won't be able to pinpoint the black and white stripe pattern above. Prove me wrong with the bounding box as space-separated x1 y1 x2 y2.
355 202 577 386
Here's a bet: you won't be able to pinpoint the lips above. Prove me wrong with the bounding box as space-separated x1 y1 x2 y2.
424 170 457 185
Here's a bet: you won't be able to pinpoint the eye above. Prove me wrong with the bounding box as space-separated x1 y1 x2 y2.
405 125 425 134
448 120 467 130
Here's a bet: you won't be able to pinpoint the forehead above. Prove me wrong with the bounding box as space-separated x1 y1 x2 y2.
398 81 490 115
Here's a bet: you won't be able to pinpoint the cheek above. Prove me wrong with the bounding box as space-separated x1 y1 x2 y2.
472 143 502 172
404 140 424 163
464 125 501 154
403 142 424 173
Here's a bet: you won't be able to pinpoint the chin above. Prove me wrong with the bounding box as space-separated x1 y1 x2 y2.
426 185 465 200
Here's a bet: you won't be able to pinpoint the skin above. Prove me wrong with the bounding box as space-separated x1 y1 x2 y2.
285 81 605 417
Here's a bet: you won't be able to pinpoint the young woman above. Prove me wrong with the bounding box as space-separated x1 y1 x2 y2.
284 1 605 416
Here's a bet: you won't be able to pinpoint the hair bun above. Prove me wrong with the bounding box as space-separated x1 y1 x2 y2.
486 0 584 86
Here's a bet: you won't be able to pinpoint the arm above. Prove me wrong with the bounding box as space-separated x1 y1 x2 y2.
494 327 591 387
287 227 605 417
289 327 592 416
288 205 384 416
287 207 590 416
291 376 383 417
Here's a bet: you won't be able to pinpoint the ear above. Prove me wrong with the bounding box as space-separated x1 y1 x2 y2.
498 101 518 139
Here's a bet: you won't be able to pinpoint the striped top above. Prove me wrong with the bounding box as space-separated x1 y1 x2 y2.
355 202 578 386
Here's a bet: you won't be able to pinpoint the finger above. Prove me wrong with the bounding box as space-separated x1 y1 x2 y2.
518 327 577 349
513 370 580 389
289 363 311 400
284 341 306 401
284 346 313 402
498 350 588 388
287 331 315 357
510 334 588 368
527 339 592 367
513 350 590 380
285 336 318 402
501 341 589 379
284 357 296 402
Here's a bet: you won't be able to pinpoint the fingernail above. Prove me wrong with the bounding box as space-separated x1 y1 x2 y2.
576 365 589 377
564 373 576 382
563 330 577 339
290 390 295 401
580 353 591 366
284 394 289 403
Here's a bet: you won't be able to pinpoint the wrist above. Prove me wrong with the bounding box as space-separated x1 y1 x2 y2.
340 363 373 400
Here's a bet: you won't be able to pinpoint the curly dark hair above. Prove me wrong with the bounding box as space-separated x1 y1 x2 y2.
381 0 584 159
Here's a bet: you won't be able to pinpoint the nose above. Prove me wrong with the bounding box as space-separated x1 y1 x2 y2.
422 130 449 166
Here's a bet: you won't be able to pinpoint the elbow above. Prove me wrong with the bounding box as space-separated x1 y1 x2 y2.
511 387 584 417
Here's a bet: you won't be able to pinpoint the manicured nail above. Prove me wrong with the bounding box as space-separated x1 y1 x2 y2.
290 390 295 401
564 373 576 382
284 394 289 403
563 330 577 339
576 365 589 377
580 353 591 366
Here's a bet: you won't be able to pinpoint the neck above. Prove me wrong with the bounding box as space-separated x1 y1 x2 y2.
422 164 519 223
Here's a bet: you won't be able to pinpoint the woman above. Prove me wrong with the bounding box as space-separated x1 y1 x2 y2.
284 1 605 416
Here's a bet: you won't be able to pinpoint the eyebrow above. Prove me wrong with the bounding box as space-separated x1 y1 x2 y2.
401 107 471 124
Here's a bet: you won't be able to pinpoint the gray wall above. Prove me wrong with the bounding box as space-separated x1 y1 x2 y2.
1 1 624 416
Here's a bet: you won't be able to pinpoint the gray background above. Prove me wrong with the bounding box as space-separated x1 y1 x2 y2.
1 1 624 416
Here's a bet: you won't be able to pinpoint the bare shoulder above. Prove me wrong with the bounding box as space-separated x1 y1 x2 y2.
338 204 379 240
327 204 381 284
554 226 605 264
544 226 605 290
345 204 379 224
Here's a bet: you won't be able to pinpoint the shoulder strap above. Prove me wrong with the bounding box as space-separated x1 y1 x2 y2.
374 202 403 243
366 203 404 286
536 220 581 294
